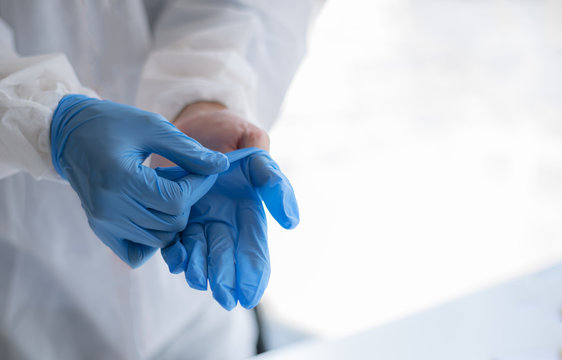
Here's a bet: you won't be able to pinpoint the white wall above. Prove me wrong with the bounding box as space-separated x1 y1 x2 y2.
265 0 562 337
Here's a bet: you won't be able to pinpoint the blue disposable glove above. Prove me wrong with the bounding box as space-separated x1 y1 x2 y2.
158 147 299 310
50 95 229 268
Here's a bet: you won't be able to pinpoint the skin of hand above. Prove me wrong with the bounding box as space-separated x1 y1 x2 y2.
152 102 269 169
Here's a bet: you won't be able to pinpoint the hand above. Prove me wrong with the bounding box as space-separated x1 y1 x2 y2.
157 102 298 309
50 95 229 268
151 102 269 168
158 148 299 310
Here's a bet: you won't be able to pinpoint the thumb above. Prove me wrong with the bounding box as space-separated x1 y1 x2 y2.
249 154 300 229
148 120 229 175
156 166 217 206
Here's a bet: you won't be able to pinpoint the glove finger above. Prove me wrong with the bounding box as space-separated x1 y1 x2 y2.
161 240 187 274
95 230 132 265
206 222 238 310
95 228 157 268
111 219 179 248
249 155 300 229
147 120 229 175
139 208 188 232
236 206 270 309
127 241 159 268
155 166 218 207
124 196 189 232
181 223 208 290
129 166 216 216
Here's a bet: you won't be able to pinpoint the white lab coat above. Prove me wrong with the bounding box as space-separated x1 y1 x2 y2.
0 1 320 359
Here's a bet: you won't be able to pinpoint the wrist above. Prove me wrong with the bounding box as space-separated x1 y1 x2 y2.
171 100 270 154
175 102 227 124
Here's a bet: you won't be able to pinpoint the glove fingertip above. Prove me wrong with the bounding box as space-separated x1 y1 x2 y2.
238 268 269 309
161 241 187 274
217 298 237 311
195 152 229 175
239 290 261 310
213 285 238 311
281 215 300 230
271 199 300 230
186 264 208 290
128 243 157 269
213 153 230 172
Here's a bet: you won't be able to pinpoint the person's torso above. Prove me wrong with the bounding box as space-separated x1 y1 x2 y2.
0 1 256 358
0 0 150 104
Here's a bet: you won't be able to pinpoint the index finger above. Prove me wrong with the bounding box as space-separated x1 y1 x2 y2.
127 166 217 215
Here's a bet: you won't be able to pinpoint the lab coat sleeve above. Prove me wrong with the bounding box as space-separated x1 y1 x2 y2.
136 0 323 130
0 18 97 181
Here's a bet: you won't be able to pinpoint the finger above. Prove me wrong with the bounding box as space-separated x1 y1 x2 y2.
137 208 188 233
109 218 178 248
155 166 218 206
249 155 300 229
238 125 270 151
93 228 133 264
128 166 217 215
236 207 270 309
206 222 238 310
181 223 208 290
123 196 189 232
127 241 159 268
147 119 229 174
161 240 187 274
94 226 157 268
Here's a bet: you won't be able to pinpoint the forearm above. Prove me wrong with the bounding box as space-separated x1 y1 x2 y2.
136 0 323 130
0 53 98 181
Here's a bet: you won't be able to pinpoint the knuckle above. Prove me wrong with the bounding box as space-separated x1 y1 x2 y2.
247 126 268 143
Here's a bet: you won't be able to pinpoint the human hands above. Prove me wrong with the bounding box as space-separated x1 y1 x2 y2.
151 102 269 169
158 148 299 310
50 95 229 268
157 102 297 309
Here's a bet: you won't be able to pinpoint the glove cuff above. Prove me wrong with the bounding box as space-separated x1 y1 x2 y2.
50 94 95 179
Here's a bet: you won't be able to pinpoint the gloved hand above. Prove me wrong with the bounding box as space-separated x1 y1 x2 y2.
50 94 229 268
158 147 299 310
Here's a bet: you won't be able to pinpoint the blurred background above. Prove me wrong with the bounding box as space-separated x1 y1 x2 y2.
264 0 562 339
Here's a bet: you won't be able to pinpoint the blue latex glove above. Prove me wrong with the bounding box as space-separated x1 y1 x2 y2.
158 148 299 310
50 95 229 268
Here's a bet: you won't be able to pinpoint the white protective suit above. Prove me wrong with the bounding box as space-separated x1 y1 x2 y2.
0 1 320 359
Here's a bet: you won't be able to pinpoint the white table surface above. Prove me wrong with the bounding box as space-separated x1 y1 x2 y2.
252 263 562 360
